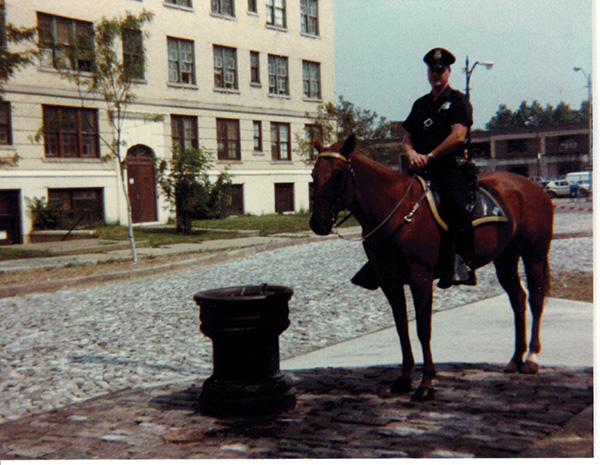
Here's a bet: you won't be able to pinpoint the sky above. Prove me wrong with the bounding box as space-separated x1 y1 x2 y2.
333 0 594 129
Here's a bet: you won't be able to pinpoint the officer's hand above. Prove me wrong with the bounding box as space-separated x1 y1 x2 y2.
408 151 429 169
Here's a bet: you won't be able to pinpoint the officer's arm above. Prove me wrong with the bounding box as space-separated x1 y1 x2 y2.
427 123 468 162
402 132 429 169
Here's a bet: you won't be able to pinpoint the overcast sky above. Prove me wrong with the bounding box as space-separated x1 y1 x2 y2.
333 0 594 129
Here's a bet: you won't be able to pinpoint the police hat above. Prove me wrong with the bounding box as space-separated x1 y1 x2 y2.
423 48 456 68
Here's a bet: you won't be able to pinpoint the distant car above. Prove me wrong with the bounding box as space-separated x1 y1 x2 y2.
530 177 549 188
544 180 571 198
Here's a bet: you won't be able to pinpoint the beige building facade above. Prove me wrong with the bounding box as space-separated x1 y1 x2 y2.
1 0 334 244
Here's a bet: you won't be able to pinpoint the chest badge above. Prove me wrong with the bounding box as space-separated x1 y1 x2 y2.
440 101 452 111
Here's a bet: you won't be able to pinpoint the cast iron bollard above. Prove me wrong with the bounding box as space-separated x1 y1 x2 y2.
194 284 296 417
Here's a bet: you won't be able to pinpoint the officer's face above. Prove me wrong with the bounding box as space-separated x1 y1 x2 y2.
428 65 450 89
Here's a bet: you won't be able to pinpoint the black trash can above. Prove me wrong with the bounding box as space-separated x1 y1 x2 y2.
194 284 296 417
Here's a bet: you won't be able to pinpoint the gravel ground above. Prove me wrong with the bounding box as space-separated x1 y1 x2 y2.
0 209 593 422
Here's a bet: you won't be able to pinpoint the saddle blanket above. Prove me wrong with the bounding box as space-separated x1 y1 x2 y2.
416 176 509 232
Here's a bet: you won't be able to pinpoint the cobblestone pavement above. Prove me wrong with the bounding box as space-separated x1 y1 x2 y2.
0 364 593 459
0 209 593 426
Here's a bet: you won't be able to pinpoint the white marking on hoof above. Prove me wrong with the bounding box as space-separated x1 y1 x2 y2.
525 352 539 365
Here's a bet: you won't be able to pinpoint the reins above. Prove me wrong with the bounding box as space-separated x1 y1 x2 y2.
316 152 427 242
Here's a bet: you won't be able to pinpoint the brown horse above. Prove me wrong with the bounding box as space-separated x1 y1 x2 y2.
309 135 554 402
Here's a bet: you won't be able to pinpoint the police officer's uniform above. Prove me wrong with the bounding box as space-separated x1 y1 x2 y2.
403 49 475 262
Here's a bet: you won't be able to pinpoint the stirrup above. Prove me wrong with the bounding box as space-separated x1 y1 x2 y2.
437 254 476 289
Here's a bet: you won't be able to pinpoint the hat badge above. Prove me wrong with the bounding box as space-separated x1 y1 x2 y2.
434 49 442 61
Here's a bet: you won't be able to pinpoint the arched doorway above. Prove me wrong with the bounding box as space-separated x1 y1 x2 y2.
126 145 158 223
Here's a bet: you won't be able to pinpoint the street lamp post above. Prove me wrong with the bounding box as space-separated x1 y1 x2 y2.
463 56 494 160
573 67 592 183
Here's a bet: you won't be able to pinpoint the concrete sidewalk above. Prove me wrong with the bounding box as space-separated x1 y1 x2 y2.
283 295 593 370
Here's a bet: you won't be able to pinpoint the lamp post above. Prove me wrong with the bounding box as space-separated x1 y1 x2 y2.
464 56 494 101
463 56 494 161
573 67 592 183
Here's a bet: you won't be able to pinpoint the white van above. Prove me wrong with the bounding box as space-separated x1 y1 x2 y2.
565 171 592 196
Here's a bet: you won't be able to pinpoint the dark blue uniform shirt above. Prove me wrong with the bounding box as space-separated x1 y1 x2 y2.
403 86 473 167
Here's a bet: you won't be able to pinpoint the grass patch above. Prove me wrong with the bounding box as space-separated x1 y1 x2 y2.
0 248 57 262
194 211 358 235
94 224 243 247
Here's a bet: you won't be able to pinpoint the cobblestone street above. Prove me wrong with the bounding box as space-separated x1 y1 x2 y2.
0 206 592 426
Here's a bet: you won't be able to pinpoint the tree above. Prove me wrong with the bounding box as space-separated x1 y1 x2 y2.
486 100 588 130
46 10 154 263
0 0 37 167
295 95 392 163
0 0 37 94
156 146 232 234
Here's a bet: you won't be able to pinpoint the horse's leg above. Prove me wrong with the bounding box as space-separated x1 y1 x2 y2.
493 246 528 373
379 280 415 393
520 255 550 374
408 263 436 401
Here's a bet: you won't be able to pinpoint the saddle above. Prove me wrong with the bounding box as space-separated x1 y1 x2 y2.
415 176 509 231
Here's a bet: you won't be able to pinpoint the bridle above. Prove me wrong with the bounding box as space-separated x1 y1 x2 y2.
314 152 427 242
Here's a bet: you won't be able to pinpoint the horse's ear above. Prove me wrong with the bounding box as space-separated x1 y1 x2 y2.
313 138 324 153
340 134 356 158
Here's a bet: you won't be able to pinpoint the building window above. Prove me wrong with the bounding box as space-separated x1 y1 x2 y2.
271 122 290 161
217 118 241 160
42 106 99 158
507 138 528 154
48 188 104 226
250 51 260 84
171 115 198 150
268 55 289 95
300 0 319 35
122 28 144 80
304 123 322 160
168 37 195 84
253 121 262 151
165 0 193 7
275 183 294 213
558 135 580 151
37 13 94 72
302 60 321 99
211 0 235 17
266 0 286 28
248 0 257 13
213 45 238 90
0 102 12 145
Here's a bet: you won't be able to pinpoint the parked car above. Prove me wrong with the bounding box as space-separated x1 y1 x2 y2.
530 177 549 188
544 180 572 198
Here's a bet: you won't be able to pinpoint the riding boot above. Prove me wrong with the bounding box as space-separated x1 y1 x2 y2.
351 262 380 290
437 227 477 289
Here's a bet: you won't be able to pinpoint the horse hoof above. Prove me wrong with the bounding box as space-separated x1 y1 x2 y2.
390 377 412 394
519 360 539 375
411 386 435 402
504 361 519 373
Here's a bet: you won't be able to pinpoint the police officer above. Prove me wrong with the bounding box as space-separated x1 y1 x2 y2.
403 47 476 288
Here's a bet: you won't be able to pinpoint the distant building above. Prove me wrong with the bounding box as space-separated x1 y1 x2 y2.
470 122 591 178
380 121 591 179
0 0 334 244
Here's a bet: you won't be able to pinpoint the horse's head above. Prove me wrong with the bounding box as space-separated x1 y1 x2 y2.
309 134 356 235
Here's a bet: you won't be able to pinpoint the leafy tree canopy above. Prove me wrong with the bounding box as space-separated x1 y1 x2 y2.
485 100 589 130
295 95 391 162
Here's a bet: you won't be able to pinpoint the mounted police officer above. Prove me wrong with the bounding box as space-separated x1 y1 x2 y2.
351 47 477 290
403 47 476 287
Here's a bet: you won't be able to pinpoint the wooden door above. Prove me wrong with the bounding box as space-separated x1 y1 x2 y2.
126 146 157 223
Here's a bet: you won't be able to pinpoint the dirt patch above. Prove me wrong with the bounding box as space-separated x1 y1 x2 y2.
549 270 593 303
